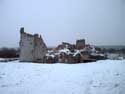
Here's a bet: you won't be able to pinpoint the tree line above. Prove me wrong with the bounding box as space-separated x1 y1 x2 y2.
0 47 19 58
95 47 125 54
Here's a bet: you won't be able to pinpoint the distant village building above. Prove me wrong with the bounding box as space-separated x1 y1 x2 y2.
76 39 85 49
19 27 47 62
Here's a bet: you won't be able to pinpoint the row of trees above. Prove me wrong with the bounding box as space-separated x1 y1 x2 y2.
95 47 125 54
0 47 19 58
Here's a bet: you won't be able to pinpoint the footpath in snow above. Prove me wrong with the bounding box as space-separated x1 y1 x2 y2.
0 60 125 94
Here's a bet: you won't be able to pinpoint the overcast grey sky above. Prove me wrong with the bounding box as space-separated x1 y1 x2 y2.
0 0 125 47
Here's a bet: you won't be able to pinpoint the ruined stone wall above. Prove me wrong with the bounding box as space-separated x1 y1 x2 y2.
20 29 34 62
19 27 47 62
76 39 85 49
33 35 47 62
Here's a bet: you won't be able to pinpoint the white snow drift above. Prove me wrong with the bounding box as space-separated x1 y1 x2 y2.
0 60 125 94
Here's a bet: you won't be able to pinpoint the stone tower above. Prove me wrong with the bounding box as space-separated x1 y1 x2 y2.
76 39 85 49
19 27 47 62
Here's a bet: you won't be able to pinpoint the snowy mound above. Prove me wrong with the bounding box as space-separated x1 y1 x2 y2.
0 60 125 94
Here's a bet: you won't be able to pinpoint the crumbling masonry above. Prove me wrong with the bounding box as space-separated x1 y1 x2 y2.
19 27 47 62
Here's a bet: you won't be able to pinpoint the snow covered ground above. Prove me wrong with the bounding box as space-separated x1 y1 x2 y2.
0 60 125 94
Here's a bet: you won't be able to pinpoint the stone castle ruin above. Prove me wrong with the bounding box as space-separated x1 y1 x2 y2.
19 27 107 63
19 27 47 62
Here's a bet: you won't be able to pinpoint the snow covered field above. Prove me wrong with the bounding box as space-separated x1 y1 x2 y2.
0 60 125 94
